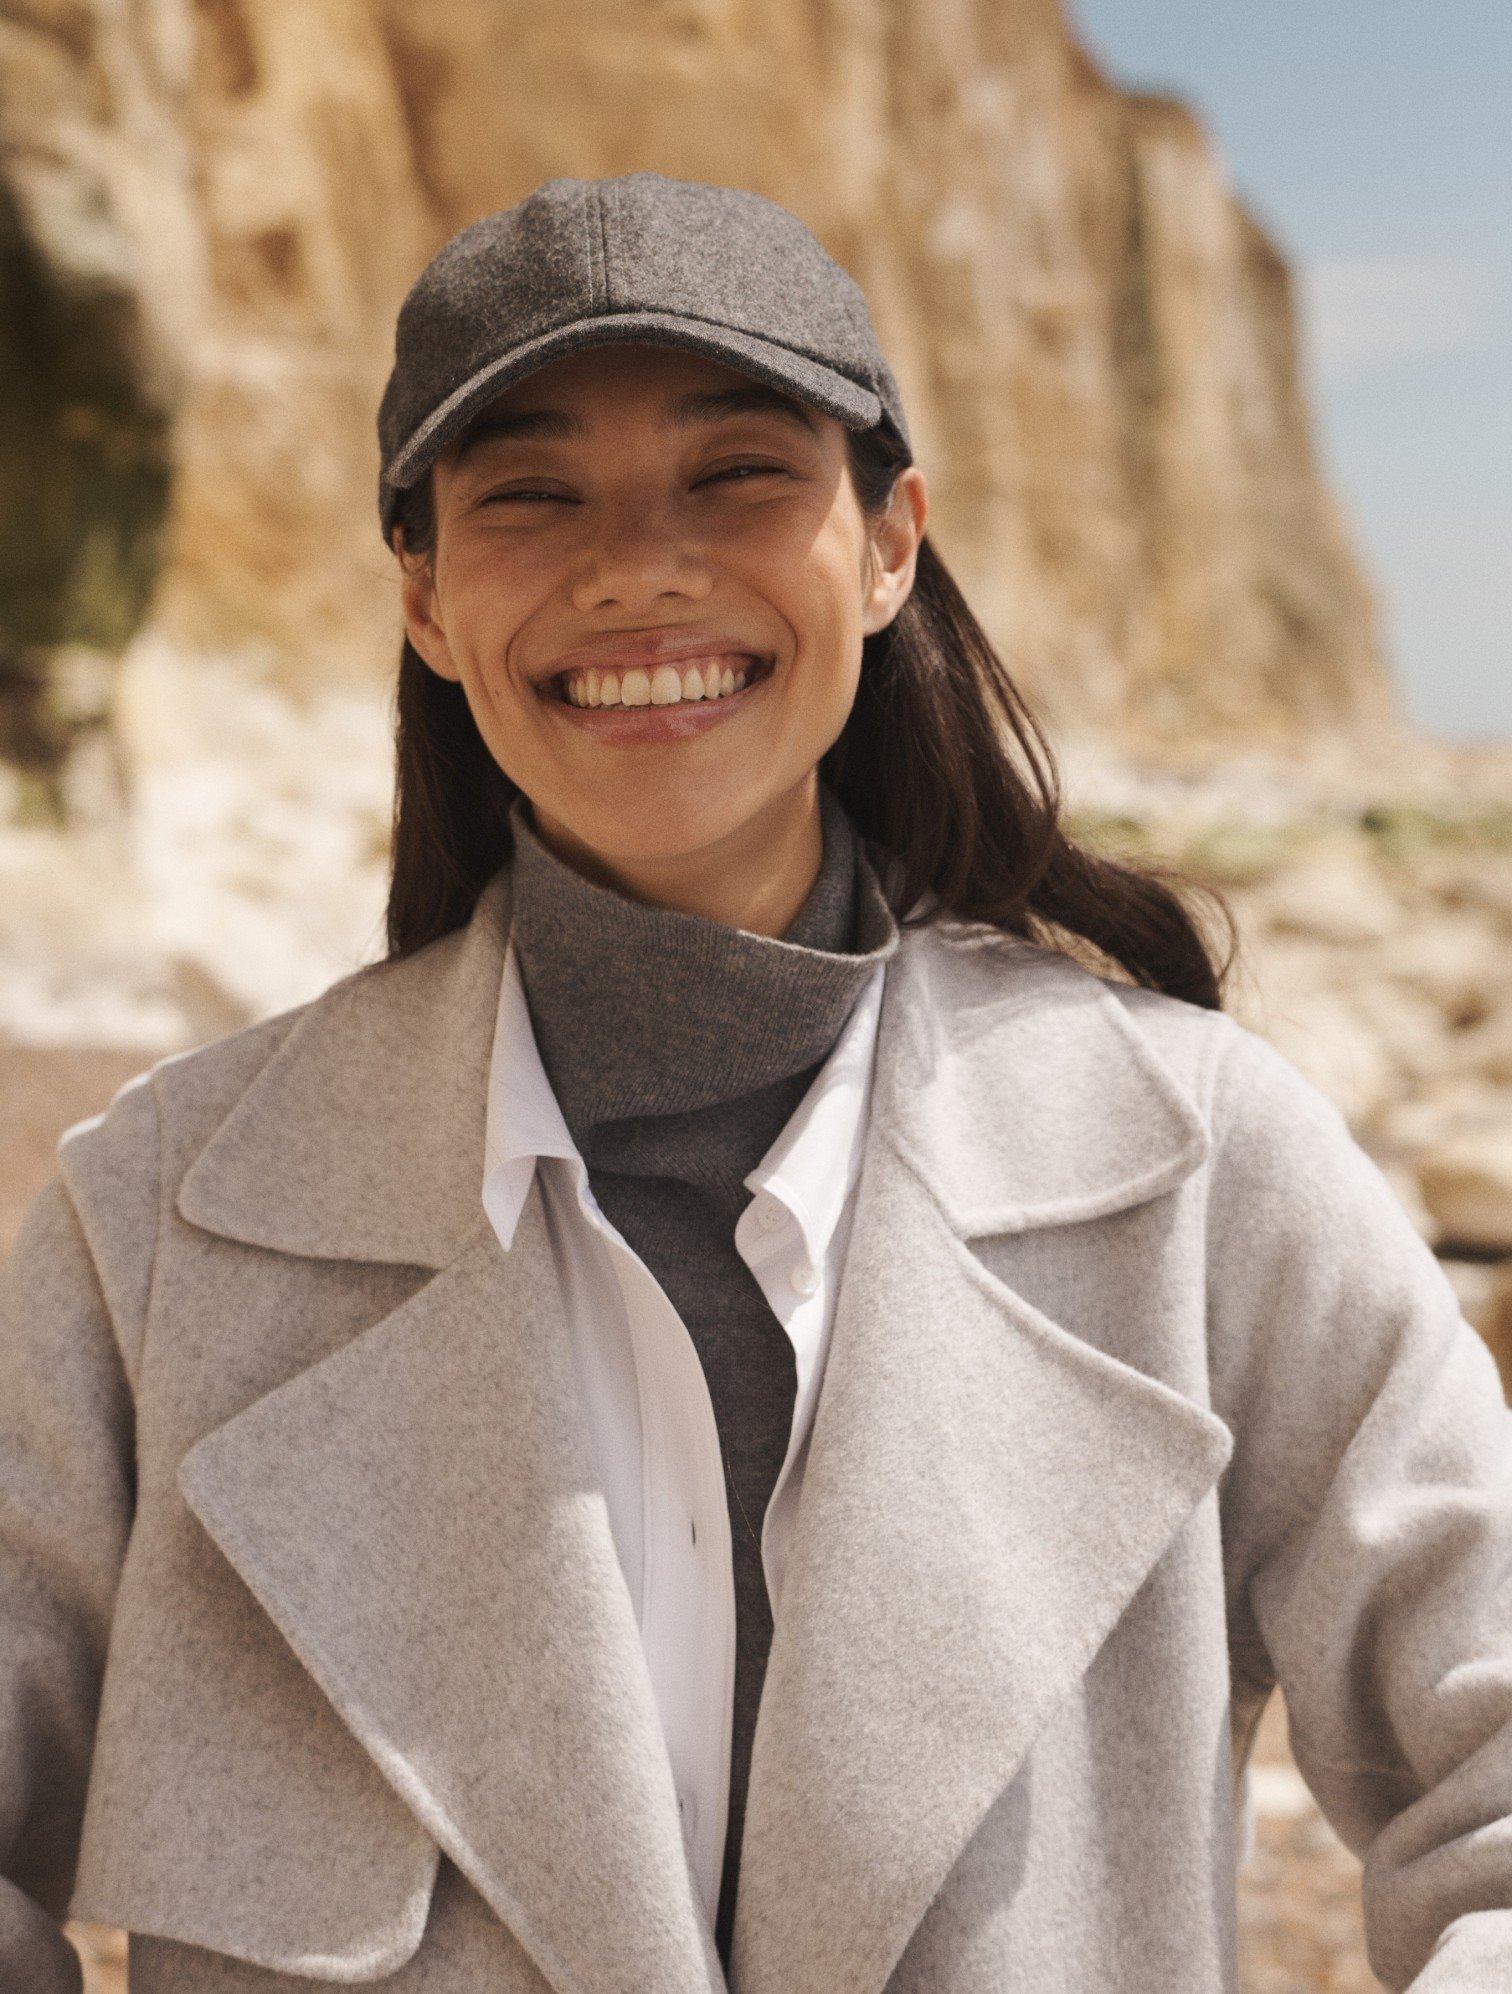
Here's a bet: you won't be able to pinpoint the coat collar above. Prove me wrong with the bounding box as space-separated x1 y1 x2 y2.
175 863 516 1269
175 868 1208 1264
173 863 1233 1994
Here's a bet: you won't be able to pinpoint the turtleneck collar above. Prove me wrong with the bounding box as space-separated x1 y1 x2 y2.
504 779 901 1140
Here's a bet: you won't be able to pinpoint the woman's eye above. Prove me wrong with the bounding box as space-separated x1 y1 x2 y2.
477 464 787 506
703 463 787 487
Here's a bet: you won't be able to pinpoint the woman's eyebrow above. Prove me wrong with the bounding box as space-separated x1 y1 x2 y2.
673 385 820 433
451 384 819 467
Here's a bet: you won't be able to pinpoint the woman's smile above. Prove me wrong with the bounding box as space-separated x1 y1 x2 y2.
539 654 777 742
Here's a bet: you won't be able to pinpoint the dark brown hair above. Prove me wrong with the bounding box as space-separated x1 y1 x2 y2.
384 409 1238 1008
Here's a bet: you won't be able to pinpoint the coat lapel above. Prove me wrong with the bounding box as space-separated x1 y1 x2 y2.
730 929 1236 1993
175 864 723 1994
173 866 1232 1994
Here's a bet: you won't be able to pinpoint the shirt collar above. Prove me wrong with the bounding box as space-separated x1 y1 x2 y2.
740 951 886 1270
483 929 887 1263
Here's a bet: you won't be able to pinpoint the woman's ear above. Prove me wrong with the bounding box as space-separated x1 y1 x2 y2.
861 466 929 639
395 527 462 683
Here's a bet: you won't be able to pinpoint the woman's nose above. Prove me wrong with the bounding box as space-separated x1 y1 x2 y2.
569 501 716 612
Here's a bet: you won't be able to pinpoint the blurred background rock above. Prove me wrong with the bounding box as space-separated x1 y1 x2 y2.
0 1 1506 1987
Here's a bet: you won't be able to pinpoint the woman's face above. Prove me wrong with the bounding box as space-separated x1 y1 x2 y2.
395 341 926 915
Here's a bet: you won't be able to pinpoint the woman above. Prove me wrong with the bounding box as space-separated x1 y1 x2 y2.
3 172 1510 1993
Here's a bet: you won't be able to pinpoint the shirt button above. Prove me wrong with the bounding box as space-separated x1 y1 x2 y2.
790 1258 820 1296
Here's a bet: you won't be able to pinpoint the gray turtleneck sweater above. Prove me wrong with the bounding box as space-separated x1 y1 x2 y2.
504 778 900 1965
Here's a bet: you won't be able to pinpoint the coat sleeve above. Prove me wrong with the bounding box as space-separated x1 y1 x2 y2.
1205 1016 1512 1992
0 1069 159 1992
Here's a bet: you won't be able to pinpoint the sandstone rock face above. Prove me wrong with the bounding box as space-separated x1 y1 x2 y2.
0 0 196 820
2 0 1400 801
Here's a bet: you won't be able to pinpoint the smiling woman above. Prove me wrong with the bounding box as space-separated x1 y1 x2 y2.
368 180 1240 1965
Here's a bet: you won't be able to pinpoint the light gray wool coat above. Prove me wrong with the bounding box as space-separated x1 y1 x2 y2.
3 863 1512 1993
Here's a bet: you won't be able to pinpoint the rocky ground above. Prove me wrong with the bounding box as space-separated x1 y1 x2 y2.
1061 726 1512 1400
1238 1693 1380 1993
4 657 1508 1991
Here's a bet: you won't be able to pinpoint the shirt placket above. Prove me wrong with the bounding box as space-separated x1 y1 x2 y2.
736 1186 832 1616
587 1193 736 1928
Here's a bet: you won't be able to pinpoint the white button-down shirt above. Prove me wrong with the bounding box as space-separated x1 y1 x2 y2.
481 928 887 1928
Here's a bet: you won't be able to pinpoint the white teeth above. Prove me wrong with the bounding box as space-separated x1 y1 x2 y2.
559 656 759 707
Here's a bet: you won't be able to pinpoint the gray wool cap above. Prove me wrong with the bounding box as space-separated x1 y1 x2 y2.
375 170 913 543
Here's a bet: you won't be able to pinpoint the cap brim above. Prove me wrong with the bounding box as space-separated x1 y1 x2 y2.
383 311 884 498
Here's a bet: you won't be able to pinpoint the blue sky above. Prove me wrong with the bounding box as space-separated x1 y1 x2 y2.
1067 2 1511 740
